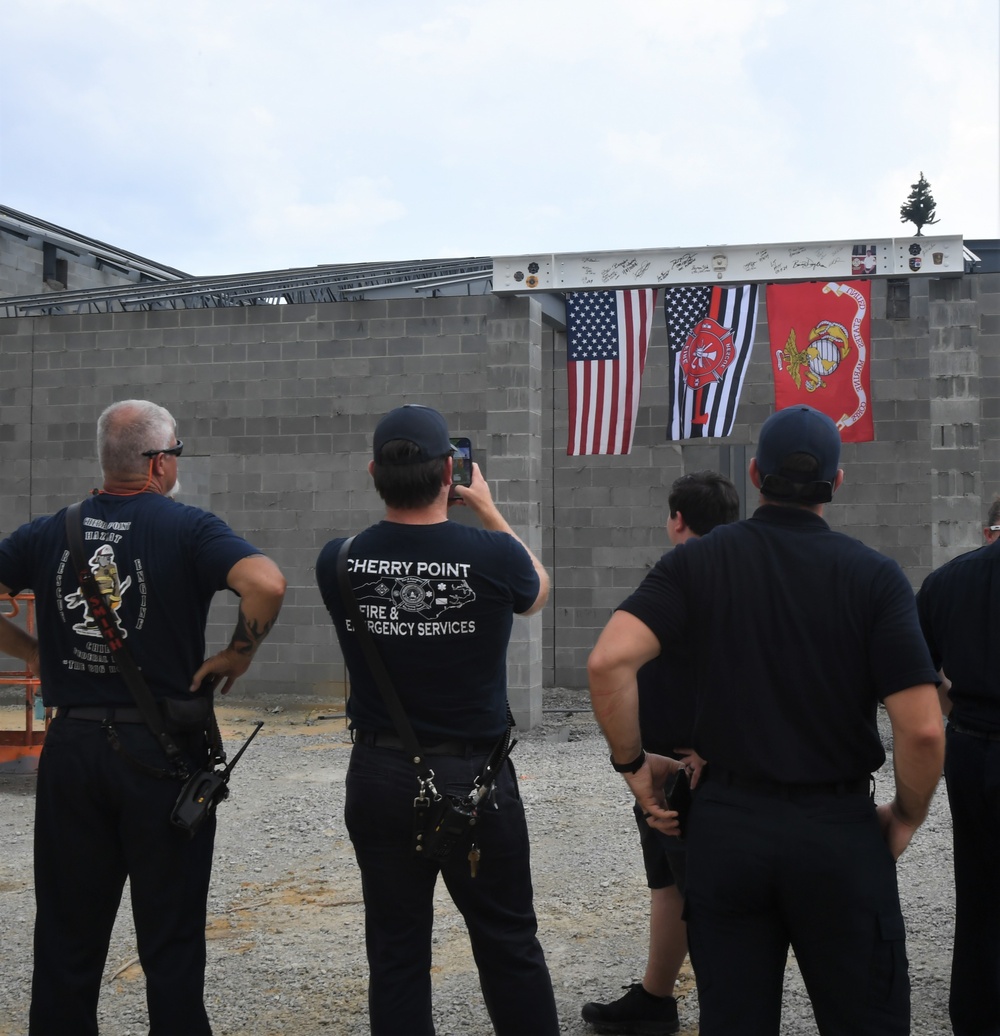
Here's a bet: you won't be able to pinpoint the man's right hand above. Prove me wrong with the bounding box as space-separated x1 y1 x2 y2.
625 752 683 837
876 800 921 861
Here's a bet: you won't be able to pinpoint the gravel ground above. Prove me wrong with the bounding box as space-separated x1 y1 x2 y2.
0 689 955 1036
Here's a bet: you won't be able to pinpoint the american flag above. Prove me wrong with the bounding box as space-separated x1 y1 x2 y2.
565 289 658 455
665 284 759 440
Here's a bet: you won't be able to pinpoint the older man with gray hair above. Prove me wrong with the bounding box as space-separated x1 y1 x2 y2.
0 399 286 1036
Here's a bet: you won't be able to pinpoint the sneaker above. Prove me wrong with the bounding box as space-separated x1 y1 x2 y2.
581 983 680 1035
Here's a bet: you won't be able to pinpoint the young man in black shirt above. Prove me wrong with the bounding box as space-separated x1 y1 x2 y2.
582 471 739 1035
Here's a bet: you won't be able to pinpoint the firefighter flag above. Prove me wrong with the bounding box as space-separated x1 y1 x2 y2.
664 284 759 439
766 280 874 442
565 289 658 455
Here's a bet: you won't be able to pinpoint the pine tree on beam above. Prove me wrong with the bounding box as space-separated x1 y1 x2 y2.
900 172 940 237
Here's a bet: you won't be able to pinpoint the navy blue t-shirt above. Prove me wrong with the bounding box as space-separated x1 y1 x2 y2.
316 520 540 742
917 538 1000 732
0 493 260 706
619 505 938 784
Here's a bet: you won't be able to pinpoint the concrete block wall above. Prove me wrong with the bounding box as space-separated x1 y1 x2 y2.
0 294 550 724
2 272 1000 703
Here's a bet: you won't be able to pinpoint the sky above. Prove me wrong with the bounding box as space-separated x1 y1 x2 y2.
2 0 998 277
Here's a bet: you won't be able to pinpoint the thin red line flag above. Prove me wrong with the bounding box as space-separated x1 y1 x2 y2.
565 289 658 455
665 284 759 440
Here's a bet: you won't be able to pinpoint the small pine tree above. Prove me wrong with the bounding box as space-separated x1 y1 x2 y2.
900 172 940 236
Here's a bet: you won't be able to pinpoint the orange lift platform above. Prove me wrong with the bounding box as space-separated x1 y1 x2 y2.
0 593 48 773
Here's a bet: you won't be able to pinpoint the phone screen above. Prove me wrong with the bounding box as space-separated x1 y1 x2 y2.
450 437 473 487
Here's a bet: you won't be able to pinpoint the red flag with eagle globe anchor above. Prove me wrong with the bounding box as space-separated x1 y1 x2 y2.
765 281 874 443
665 285 759 440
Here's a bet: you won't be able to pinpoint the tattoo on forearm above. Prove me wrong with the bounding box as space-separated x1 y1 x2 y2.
229 610 275 657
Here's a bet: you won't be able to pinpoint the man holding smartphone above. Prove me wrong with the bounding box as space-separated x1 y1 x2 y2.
582 471 739 1036
315 404 559 1036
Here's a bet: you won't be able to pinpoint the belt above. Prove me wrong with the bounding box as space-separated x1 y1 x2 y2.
950 722 1000 742
56 706 146 723
353 730 498 756
708 767 872 799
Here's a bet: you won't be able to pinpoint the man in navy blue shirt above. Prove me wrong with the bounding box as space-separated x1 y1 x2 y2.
316 404 558 1036
588 405 944 1036
0 399 286 1036
917 497 1000 1036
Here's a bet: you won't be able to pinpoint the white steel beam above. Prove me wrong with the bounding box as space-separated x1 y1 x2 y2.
493 236 964 294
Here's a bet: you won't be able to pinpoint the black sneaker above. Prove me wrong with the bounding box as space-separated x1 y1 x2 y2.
581 983 680 1035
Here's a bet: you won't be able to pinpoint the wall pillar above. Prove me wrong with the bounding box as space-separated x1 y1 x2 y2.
928 277 982 567
485 296 545 728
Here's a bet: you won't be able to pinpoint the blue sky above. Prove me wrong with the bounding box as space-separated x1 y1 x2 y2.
2 0 997 276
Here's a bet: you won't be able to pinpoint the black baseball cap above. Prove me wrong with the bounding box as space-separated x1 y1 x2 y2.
373 405 454 464
755 405 842 503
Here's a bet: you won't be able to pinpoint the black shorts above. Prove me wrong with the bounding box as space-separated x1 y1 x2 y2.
632 802 687 892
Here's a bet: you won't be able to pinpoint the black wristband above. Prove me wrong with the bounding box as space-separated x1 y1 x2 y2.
610 749 646 774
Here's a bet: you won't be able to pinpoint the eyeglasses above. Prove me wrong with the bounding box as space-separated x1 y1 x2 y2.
141 439 184 458
989 526 1000 533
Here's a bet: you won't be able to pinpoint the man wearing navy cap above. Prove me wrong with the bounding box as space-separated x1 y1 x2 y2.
588 405 945 1035
315 404 559 1036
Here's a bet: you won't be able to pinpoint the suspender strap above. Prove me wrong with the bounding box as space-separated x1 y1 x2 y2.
336 537 430 777
64 500 188 775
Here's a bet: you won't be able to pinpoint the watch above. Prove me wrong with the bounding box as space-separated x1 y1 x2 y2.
610 749 646 774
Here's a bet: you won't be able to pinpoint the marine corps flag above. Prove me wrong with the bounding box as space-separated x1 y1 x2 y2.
766 281 874 443
665 285 759 439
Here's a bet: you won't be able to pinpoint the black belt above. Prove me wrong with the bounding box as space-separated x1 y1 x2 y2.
56 706 145 723
950 722 1000 742
354 730 498 756
708 767 872 799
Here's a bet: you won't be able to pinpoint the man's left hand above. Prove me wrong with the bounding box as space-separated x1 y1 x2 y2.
190 647 252 696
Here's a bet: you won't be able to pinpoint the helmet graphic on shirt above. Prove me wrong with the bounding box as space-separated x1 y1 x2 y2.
64 543 133 637
392 578 432 612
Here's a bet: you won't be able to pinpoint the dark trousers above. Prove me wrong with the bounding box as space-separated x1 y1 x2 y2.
945 723 1000 1036
344 740 559 1036
684 781 909 1036
29 716 216 1036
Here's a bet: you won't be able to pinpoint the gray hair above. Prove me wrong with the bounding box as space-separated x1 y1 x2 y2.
97 400 177 479
989 494 1000 529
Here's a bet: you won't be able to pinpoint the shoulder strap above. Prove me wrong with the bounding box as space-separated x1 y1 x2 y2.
65 501 187 773
336 537 430 773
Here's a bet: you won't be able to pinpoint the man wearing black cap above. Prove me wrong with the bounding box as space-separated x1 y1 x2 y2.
588 405 945 1035
315 404 559 1036
916 495 1000 1036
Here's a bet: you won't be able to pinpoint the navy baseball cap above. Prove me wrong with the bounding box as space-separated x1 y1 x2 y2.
373 405 454 464
755 405 842 503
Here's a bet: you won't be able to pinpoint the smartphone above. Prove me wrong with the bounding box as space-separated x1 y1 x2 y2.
664 767 692 838
450 437 473 487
